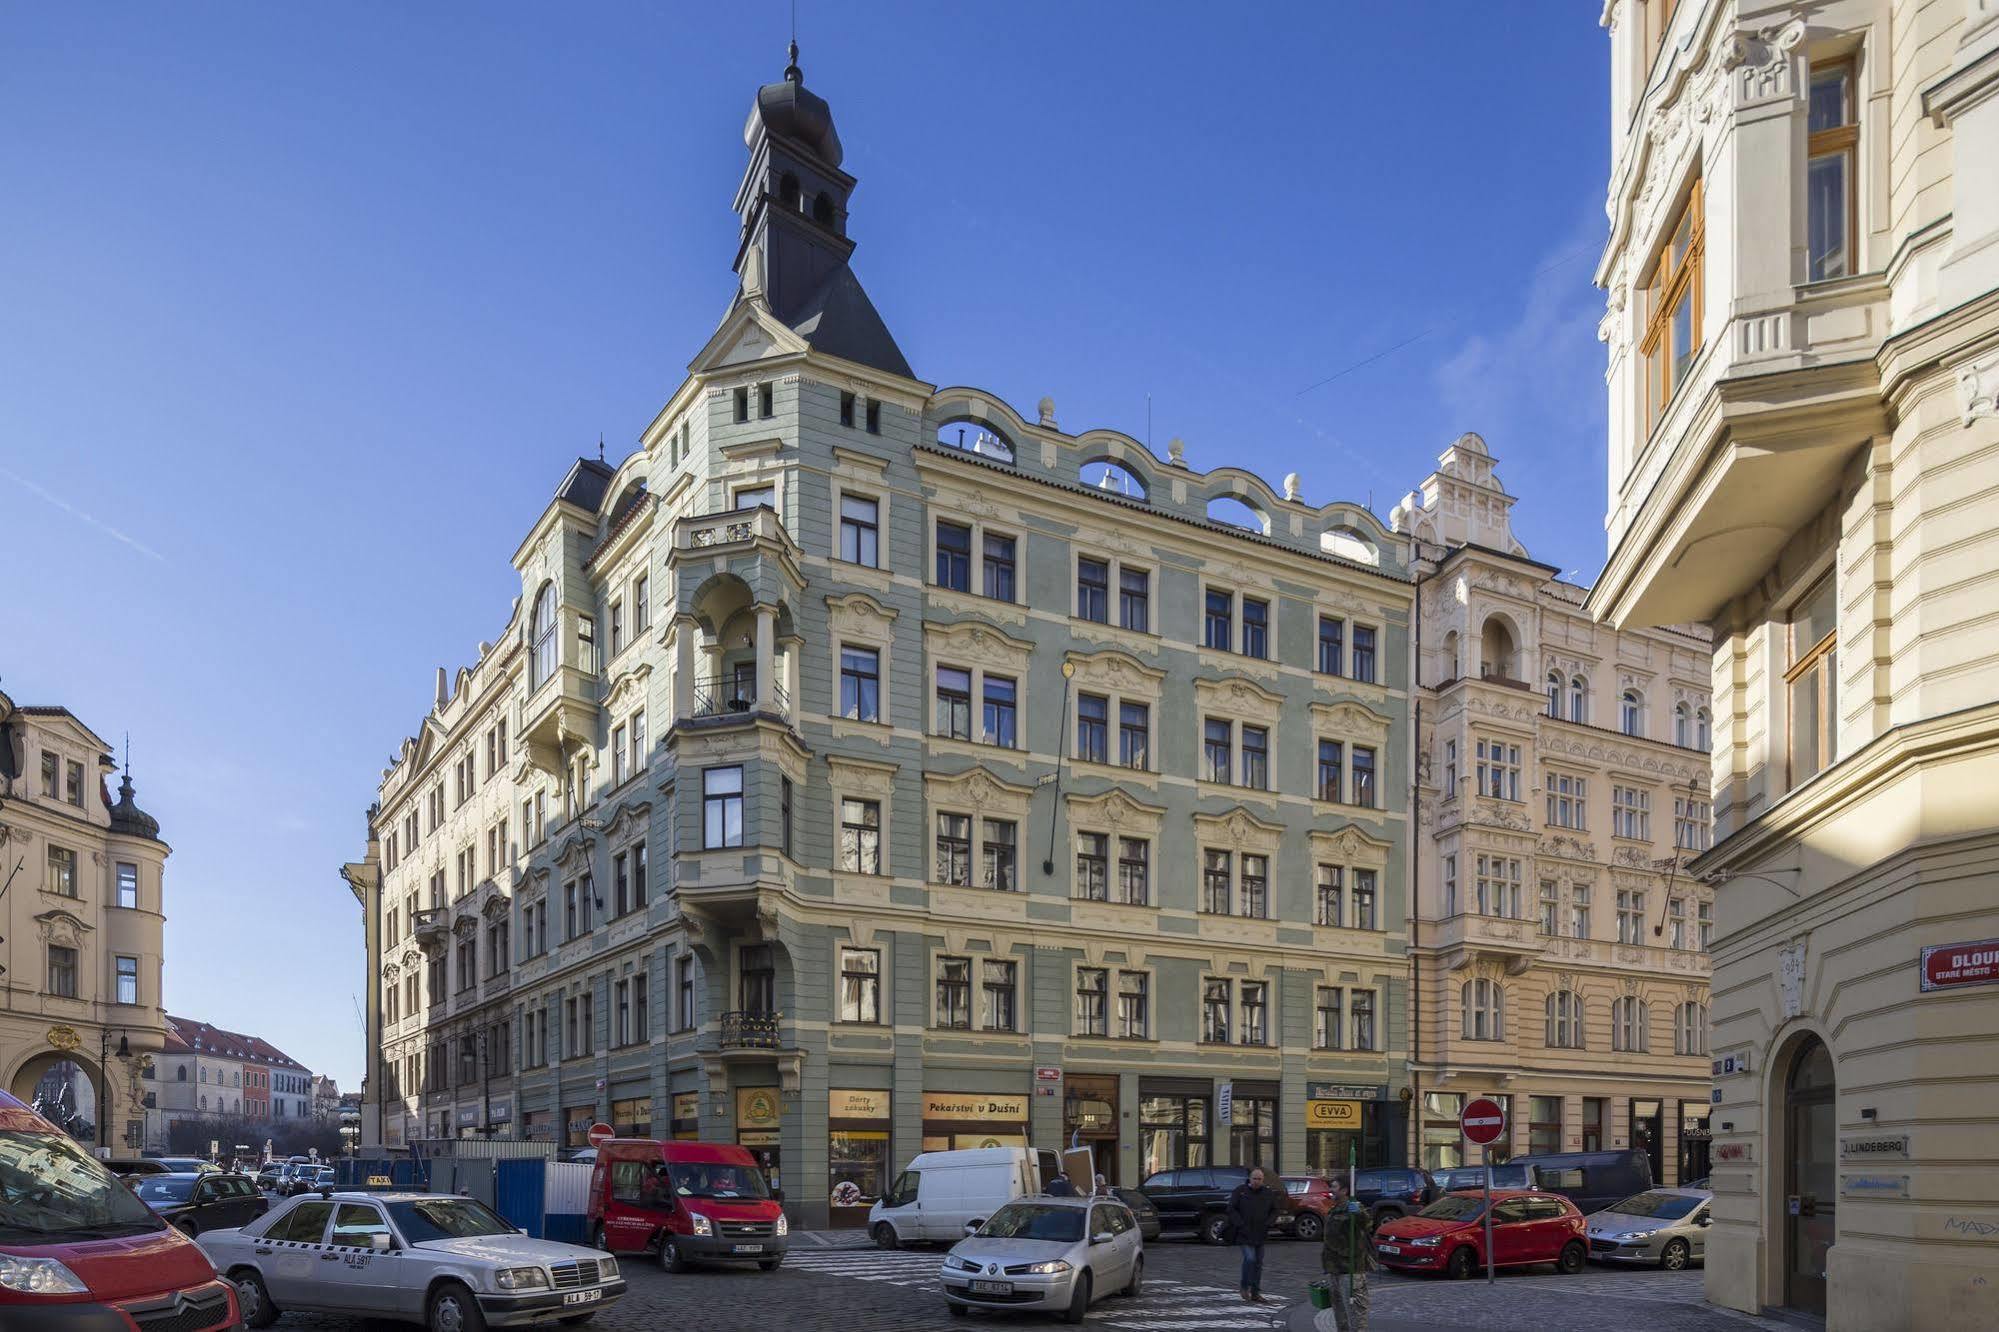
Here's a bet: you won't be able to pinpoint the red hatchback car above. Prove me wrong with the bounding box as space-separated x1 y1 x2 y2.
1373 1189 1586 1279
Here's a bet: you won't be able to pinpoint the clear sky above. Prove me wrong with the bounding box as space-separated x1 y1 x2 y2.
0 2 1611 1088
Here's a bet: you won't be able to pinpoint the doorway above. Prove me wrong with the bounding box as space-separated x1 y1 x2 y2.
1784 1035 1836 1316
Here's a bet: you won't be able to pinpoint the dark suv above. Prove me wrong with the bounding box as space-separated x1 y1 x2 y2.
1352 1166 1438 1221
1136 1166 1300 1243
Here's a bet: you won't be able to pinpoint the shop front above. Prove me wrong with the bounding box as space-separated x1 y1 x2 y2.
1226 1080 1280 1172
611 1094 652 1138
1677 1099 1710 1185
828 1088 891 1228
1138 1079 1211 1179
669 1091 700 1141
736 1086 782 1197
1305 1082 1393 1173
455 1106 481 1139
1063 1074 1120 1185
1631 1098 1664 1183
920 1091 1029 1152
564 1105 596 1150
522 1109 555 1143
488 1096 513 1137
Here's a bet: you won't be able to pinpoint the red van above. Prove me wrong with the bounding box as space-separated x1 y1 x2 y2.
0 1087 239 1330
586 1139 788 1273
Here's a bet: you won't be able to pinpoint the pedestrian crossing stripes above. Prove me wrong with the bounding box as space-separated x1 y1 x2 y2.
779 1249 1283 1328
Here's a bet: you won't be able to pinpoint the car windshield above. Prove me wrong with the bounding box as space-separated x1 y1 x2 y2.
0 1127 166 1241
979 1204 1084 1243
1283 1178 1314 1195
388 1197 516 1242
1606 1191 1702 1220
1419 1196 1487 1222
132 1177 197 1203
668 1162 771 1200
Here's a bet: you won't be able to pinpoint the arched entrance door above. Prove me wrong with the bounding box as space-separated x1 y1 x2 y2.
1784 1035 1836 1315
11 1052 100 1146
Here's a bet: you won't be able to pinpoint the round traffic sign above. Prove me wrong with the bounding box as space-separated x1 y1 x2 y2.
1460 1097 1507 1146
587 1122 615 1149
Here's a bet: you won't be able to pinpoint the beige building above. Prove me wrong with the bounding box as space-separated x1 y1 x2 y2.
1394 434 1715 1185
0 690 169 1153
1591 0 1999 1326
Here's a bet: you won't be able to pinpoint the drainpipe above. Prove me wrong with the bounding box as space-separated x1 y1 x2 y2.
1406 552 1434 1169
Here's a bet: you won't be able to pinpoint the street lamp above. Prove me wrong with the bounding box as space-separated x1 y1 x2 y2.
98 1028 130 1151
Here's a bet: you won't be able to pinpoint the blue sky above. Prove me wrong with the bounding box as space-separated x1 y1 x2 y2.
0 3 1611 1087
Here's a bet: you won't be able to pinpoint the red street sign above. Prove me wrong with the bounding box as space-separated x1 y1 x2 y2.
1461 1097 1507 1146
1920 938 1999 992
1034 1067 1062 1082
587 1122 615 1149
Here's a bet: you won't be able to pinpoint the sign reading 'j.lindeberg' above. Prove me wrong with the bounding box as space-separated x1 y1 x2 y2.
1919 938 1999 992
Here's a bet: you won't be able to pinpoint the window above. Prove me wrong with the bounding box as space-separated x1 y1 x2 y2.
46 845 76 897
1318 616 1344 675
1202 978 1231 1043
1617 888 1648 945
1351 747 1376 808
981 819 1018 891
1204 718 1232 784
1674 703 1689 748
1546 772 1587 830
1351 989 1376 1051
1075 833 1108 901
1614 785 1651 840
1240 725 1269 790
982 675 1017 747
935 667 972 740
702 766 744 848
578 615 597 676
1461 977 1504 1041
1240 981 1268 1045
1668 897 1688 950
1201 849 1232 915
1787 574 1838 786
935 813 972 886
612 724 629 786
1539 880 1560 935
1546 671 1565 718
48 945 77 998
839 494 880 567
1443 854 1458 915
1621 690 1646 737
1570 676 1589 723
530 583 558 688
1203 589 1232 650
115 955 139 1005
1119 567 1149 631
839 646 880 722
1076 558 1109 622
935 520 971 591
1696 707 1711 752
612 852 631 916
1316 865 1343 927
1116 837 1149 905
984 534 1016 602
839 798 881 875
1077 694 1108 764
630 710 646 775
1546 990 1584 1048
633 842 650 908
936 956 971 1028
1352 869 1377 930
1351 625 1377 683
1808 62 1856 281
981 960 1017 1031
1676 1001 1708 1056
739 943 775 1015
1697 899 1713 949
1118 702 1149 769
839 390 855 427
1571 884 1593 938
64 761 83 807
1641 180 1704 434
633 574 650 632
839 948 880 1024
1117 970 1149 1038
733 385 750 422
756 381 773 418
1475 738 1521 801
676 956 695 1030
1529 1096 1563 1157
1475 854 1522 918
39 752 57 798
1241 598 1269 659
1317 740 1343 802
1315 988 1343 1049
865 398 881 434
1612 996 1650 1052
1076 968 1108 1036
1240 854 1268 918
608 600 624 658
1443 740 1457 799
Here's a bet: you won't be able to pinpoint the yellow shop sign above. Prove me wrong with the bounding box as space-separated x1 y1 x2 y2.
922 1092 1029 1123
830 1088 890 1120
1306 1099 1363 1129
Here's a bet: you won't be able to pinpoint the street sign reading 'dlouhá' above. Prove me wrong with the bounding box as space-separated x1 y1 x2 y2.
1460 1097 1507 1146
1920 938 1999 992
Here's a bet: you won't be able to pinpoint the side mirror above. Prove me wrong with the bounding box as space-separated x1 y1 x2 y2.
370 1232 393 1252
1093 1231 1114 1245
1695 1214 1711 1227
963 1221 981 1236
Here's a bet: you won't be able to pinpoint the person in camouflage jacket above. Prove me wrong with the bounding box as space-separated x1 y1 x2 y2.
1319 1180 1377 1331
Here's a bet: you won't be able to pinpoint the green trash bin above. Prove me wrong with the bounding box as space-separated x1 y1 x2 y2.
1307 1279 1332 1311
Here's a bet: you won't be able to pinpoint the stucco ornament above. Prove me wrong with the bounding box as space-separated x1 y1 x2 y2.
1283 472 1301 501
1958 350 1999 426
1721 17 1806 104
1037 396 1056 427
1778 937 1808 1018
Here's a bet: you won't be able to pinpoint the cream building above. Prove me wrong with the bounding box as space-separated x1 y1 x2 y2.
0 690 168 1153
1394 434 1715 1185
1590 0 1999 1326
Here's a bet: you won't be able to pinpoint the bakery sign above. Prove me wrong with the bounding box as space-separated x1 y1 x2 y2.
1919 938 1999 992
922 1093 1029 1123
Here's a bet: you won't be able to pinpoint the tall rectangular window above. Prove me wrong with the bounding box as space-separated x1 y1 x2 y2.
757 381 773 418
1077 694 1108 763
935 520 972 591
1546 772 1588 830
1202 849 1232 915
608 600 624 658
1076 558 1109 622
1204 718 1232 784
1317 740 1343 802
1119 567 1149 631
1572 884 1593 938
1529 1096 1563 1157
840 798 881 875
1316 864 1343 927
612 852 631 916
865 398 881 434
1808 62 1856 282
1614 785 1652 840
1318 616 1344 675
1352 869 1377 930
1118 702 1149 769
1698 900 1714 949
676 956 694 1030
1351 625 1376 683
1669 896 1688 950
46 846 75 897
1240 981 1268 1045
1539 880 1560 935
839 646 880 722
1351 747 1377 808
935 813 972 886
839 948 880 1024
48 946 77 999
935 667 972 740
1076 968 1108 1036
1642 180 1705 434
115 955 139 1005
839 494 880 567
39 752 57 798
839 390 856 427
1351 989 1376 1051
1476 738 1521 801
733 386 750 422
739 944 775 1015
1617 888 1647 945
702 766 744 848
1787 574 1838 786
1117 971 1148 1038
612 724 629 786
64 761 83 806
1204 589 1233 650
1239 854 1268 918
1241 597 1269 659
1315 988 1344 1050
981 819 1018 891
116 862 139 909
982 675 1017 748
1675 796 1712 851
1075 832 1108 900
981 960 1017 1031
1240 725 1269 790
632 575 649 632
1116 837 1150 905
1202 978 1231 1044
984 534 1016 601
936 956 971 1029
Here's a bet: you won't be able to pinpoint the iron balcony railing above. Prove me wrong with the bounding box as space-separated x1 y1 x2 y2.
690 677 791 719
719 1010 782 1050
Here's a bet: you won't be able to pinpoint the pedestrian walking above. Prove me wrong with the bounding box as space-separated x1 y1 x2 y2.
1225 1167 1279 1303
1320 1178 1377 1332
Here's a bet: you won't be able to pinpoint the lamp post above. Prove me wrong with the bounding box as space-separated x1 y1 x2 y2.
97 1027 130 1152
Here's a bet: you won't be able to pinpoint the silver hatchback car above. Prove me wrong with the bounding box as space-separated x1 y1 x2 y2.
940 1196 1144 1323
1585 1187 1712 1269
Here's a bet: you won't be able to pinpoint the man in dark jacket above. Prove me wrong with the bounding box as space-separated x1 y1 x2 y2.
1224 1167 1279 1302
1045 1171 1076 1196
1320 1179 1377 1331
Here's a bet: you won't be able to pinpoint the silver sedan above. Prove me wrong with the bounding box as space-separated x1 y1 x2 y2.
1584 1187 1712 1269
198 1190 624 1330
940 1196 1144 1323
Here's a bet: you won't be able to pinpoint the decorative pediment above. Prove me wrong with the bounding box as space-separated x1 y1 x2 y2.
826 591 899 641
924 619 1034 672
400 949 423 970
1541 834 1599 864
1065 648 1166 698
603 663 651 715
1311 700 1392 744
480 894 511 923
553 834 593 875
604 800 652 845
1192 806 1283 855
34 910 92 949
688 299 810 374
826 754 898 799
452 913 479 937
383 962 401 983
1066 787 1167 837
1309 823 1392 869
926 766 1035 818
1193 675 1285 727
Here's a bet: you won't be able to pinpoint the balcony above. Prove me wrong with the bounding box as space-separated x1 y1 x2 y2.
691 676 792 720
675 505 791 554
719 1010 782 1050
1435 911 1545 975
412 909 448 949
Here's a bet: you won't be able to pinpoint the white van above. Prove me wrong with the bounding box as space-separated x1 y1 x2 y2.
868 1147 1060 1246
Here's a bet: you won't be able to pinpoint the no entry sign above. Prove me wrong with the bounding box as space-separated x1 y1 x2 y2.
587 1122 615 1149
1461 1097 1507 1146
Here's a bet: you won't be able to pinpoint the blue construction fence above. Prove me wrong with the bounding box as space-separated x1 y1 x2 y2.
334 1146 592 1244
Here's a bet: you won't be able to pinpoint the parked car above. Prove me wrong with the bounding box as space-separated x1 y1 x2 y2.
1351 1166 1438 1221
131 1171 269 1237
871 1147 1045 1247
939 1196 1143 1323
0 1087 239 1331
255 1162 285 1191
1374 1189 1587 1279
1278 1175 1337 1240
1585 1188 1712 1269
277 1162 326 1197
104 1157 177 1178
152 1155 220 1174
199 1190 625 1329
1110 1187 1161 1242
1509 1150 1654 1216
1431 1162 1535 1194
1134 1165 1300 1243
585 1138 788 1272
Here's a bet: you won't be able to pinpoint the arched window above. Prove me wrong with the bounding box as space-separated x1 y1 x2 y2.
1442 632 1461 684
1620 689 1645 737
1696 708 1712 752
1080 459 1145 497
530 583 558 689
1461 978 1505 1041
199 1094 207 1110
1612 996 1650 1052
1546 671 1565 719
1674 702 1690 747
1206 494 1267 533
1570 675 1589 724
177 1066 187 1082
1480 617 1517 680
778 172 801 210
1321 525 1379 566
1545 990 1585 1049
938 420 1015 464
1675 1001 1708 1056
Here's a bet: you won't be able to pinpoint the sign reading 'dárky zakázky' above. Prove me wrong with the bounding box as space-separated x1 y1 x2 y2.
1920 938 1999 992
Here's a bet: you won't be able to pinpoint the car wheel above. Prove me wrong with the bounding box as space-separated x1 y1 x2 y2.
231 1270 279 1330
428 1281 487 1332
1122 1255 1143 1298
659 1235 689 1274
1374 1206 1405 1222
1199 1213 1229 1246
1661 1239 1690 1271
758 1257 782 1272
175 1219 197 1237
1064 1273 1093 1324
1447 1246 1477 1280
946 1303 968 1319
872 1221 900 1250
1558 1241 1587 1274
1294 1212 1323 1242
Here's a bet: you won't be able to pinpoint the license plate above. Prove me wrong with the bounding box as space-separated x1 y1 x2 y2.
970 1279 1012 1296
1377 1244 1400 1254
731 1243 763 1254
562 1290 602 1306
